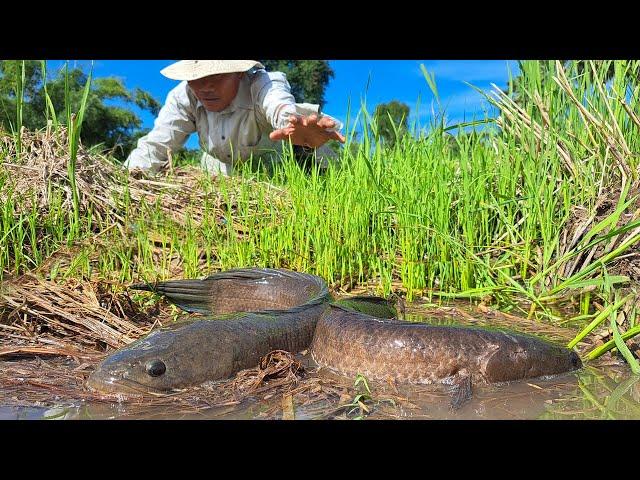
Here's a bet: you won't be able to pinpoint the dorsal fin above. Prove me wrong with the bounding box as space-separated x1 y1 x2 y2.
332 295 397 319
130 268 330 315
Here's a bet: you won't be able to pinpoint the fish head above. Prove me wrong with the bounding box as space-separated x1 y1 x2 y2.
532 344 583 376
86 322 226 395
484 333 583 383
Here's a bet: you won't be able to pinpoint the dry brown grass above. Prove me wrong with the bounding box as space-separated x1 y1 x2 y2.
0 273 158 351
0 126 288 240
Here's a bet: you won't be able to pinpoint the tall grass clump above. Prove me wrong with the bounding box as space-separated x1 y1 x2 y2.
63 61 93 240
479 61 640 351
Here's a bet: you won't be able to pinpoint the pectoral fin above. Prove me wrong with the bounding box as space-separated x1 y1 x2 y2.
449 374 473 410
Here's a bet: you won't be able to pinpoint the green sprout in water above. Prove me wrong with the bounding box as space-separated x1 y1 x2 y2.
339 373 396 420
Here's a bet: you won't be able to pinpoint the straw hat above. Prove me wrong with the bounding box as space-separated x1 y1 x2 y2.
160 60 265 81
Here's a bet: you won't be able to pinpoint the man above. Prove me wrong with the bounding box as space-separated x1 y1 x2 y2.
124 60 346 175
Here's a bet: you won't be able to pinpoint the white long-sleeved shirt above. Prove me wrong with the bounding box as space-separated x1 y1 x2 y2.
124 68 339 173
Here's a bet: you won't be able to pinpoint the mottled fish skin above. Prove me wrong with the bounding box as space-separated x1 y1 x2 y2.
89 268 581 397
310 306 582 386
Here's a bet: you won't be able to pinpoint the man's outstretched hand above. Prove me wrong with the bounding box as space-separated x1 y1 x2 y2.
269 114 346 148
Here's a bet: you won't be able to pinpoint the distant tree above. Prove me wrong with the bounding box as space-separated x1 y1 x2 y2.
0 61 161 158
0 60 42 100
0 60 45 130
260 61 334 109
373 100 410 146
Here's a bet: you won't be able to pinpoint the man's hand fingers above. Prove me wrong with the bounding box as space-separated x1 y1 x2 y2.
271 116 345 146
306 114 318 127
290 114 338 130
332 131 346 143
317 116 336 129
269 130 282 141
269 127 294 141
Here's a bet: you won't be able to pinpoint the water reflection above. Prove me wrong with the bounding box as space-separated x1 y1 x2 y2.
540 367 640 420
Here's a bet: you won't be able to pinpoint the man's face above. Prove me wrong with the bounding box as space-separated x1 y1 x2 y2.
188 72 243 112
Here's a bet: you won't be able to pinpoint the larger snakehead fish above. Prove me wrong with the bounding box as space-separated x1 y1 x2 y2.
87 268 581 406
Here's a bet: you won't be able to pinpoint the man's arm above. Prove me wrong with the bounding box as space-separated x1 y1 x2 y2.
252 71 298 130
124 82 197 173
252 71 345 148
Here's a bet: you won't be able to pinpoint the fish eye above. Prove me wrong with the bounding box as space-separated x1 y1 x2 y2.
145 360 166 377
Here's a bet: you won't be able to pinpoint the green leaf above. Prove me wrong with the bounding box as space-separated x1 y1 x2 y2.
611 309 640 374
567 295 631 349
420 64 439 104
538 276 630 301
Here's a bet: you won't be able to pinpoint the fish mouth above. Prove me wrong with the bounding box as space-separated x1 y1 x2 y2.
570 351 582 370
86 370 170 397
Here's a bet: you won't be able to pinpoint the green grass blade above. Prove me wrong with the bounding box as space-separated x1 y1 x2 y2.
610 308 640 374
567 295 631 349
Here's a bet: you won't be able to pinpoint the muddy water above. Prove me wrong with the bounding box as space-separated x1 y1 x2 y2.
1 365 637 420
1 306 639 420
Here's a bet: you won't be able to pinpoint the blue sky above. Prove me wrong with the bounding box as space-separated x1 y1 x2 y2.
47 60 520 149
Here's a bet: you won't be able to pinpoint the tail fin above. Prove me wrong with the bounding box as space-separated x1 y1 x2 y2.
332 295 397 319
